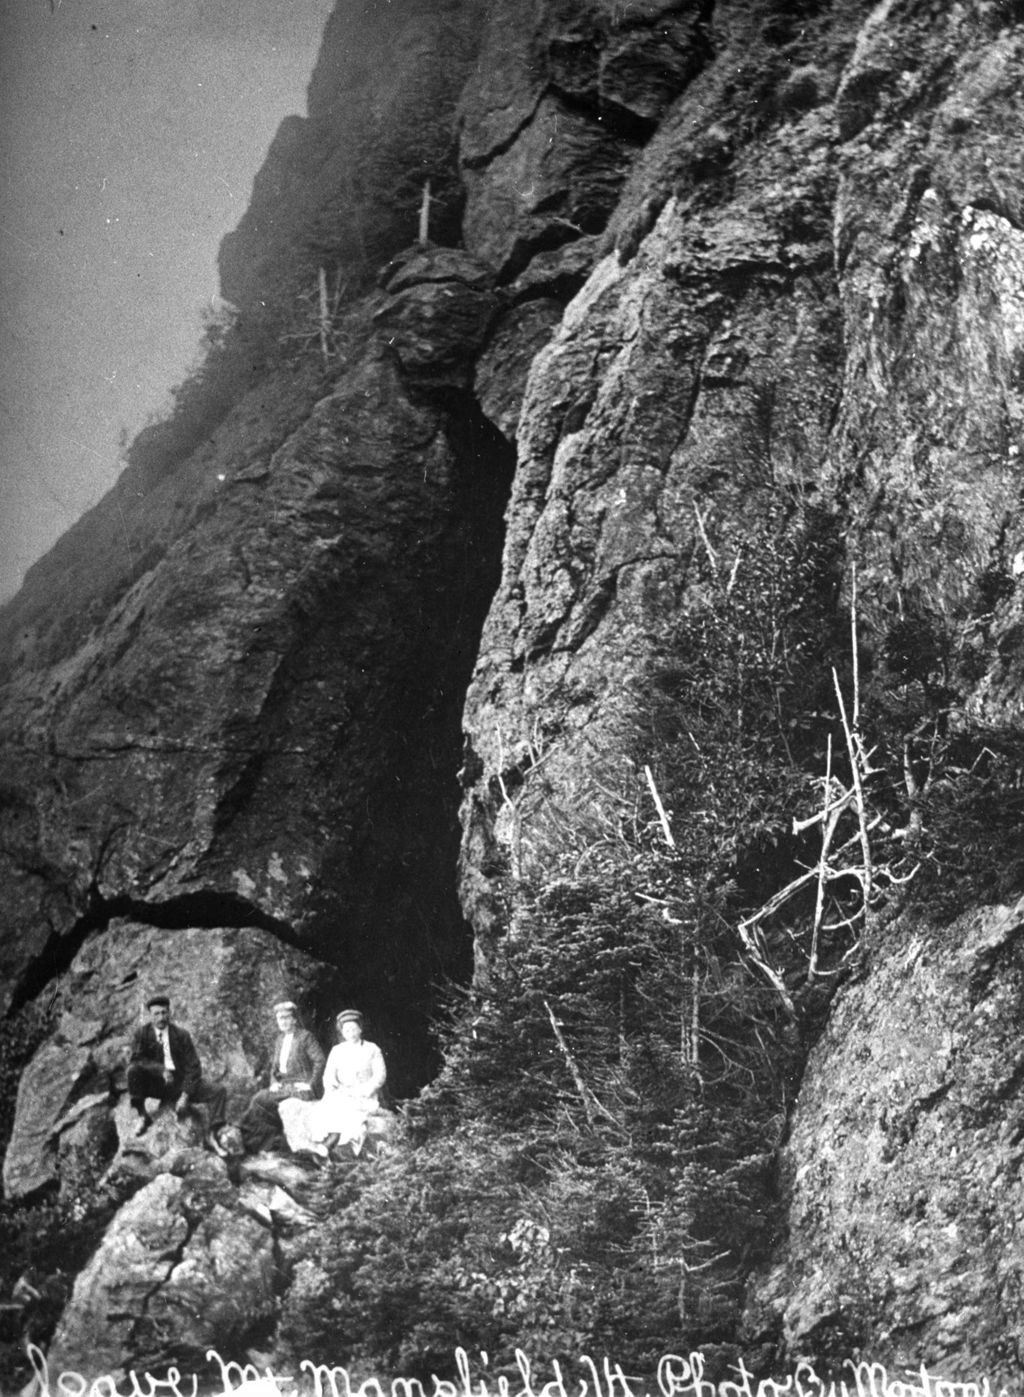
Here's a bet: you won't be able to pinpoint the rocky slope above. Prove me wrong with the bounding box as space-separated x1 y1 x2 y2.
2 0 1024 1383
746 895 1024 1373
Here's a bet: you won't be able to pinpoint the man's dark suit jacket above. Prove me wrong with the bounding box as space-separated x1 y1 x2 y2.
267 1027 325 1095
129 1021 203 1096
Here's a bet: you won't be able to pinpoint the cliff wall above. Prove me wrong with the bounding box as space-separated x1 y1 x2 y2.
2 0 1024 1383
0 4 507 1098
454 0 1024 1376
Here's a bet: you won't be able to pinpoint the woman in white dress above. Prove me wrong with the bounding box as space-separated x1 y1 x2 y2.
309 1009 386 1156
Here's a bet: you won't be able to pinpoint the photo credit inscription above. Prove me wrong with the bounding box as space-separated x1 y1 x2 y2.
22 1345 1011 1397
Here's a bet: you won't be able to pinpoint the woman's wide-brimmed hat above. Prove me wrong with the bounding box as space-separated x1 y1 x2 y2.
335 1008 363 1026
274 1000 298 1013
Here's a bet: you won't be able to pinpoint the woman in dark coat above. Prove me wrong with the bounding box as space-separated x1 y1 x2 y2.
237 1001 325 1154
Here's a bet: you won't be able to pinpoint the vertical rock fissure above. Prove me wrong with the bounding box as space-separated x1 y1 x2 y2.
326 382 516 1094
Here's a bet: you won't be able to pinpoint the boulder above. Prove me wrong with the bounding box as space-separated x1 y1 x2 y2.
2 1039 101 1201
239 1151 322 1200
46 1158 277 1378
56 1098 119 1208
380 246 496 295
2 920 322 1201
372 264 500 388
103 1099 217 1188
237 1179 316 1233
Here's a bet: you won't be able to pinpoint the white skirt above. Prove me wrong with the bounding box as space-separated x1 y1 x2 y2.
279 1093 378 1154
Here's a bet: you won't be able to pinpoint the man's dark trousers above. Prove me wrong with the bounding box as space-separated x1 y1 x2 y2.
127 1064 227 1130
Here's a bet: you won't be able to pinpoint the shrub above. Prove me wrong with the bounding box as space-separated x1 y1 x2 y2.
280 849 793 1376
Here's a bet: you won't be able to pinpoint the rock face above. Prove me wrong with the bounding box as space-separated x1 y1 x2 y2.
458 0 858 939
458 0 708 275
47 1157 277 1379
0 257 512 1092
3 0 1024 1382
3 921 321 1202
746 898 1024 1380
453 0 1024 1380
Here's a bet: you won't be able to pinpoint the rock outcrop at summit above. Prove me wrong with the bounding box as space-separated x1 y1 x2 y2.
219 0 483 311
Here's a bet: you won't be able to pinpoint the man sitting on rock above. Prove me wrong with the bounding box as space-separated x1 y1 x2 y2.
127 993 228 1141
238 1000 325 1154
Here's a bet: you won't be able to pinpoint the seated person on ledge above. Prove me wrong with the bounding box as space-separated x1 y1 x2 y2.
307 1009 386 1158
127 993 227 1142
238 1000 325 1154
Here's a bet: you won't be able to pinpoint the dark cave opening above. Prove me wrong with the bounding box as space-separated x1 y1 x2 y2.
321 391 516 1100
273 386 517 1102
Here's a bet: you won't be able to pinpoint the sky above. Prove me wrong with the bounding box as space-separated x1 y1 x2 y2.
0 0 336 602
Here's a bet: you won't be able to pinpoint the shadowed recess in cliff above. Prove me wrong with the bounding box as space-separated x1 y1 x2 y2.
294 392 516 1096
158 384 517 1097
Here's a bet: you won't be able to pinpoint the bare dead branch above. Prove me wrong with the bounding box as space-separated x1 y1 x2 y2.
644 764 676 848
318 266 330 368
808 733 835 981
693 502 718 573
418 180 432 246
543 999 617 1127
833 667 874 922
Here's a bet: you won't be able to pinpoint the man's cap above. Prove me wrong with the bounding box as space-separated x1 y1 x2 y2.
274 1000 298 1014
146 994 171 1009
335 1009 363 1026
